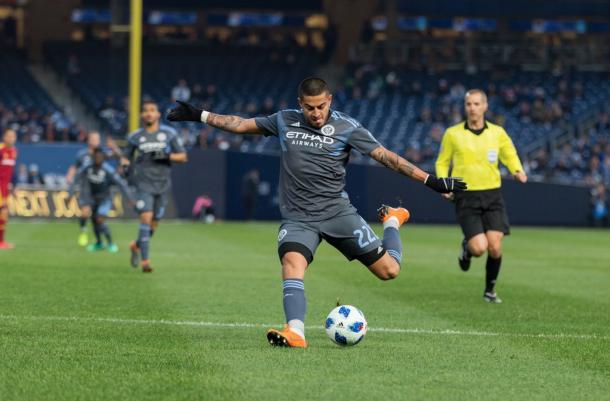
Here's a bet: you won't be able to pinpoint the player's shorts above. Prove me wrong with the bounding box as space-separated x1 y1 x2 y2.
78 194 112 218
277 208 385 267
77 193 94 209
134 189 168 221
92 197 113 218
454 188 510 240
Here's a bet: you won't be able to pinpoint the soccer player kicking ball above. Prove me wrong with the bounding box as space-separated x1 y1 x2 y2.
0 128 18 250
69 148 133 253
168 77 466 347
435 89 527 304
122 100 188 273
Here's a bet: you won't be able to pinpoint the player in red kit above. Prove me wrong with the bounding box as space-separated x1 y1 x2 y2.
0 128 17 249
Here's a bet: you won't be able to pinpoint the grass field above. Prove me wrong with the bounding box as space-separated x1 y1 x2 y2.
0 220 609 401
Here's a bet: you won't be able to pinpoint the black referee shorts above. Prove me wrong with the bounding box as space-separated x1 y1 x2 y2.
454 189 510 241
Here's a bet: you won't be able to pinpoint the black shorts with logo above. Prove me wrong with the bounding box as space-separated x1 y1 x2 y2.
454 189 510 241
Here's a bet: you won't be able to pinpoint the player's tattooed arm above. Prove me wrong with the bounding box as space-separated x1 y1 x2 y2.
205 114 264 135
369 146 429 181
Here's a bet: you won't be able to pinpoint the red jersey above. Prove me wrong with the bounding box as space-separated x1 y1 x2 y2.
0 144 17 187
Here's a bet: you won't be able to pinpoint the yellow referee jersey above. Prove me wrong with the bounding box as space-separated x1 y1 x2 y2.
435 121 524 191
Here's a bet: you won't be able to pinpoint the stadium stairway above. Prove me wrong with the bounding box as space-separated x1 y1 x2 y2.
27 63 101 132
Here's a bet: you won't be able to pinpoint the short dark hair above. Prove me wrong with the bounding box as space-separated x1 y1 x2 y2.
92 147 105 158
298 77 330 98
142 99 159 109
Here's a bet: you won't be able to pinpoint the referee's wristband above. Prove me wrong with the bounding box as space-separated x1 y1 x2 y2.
201 110 210 123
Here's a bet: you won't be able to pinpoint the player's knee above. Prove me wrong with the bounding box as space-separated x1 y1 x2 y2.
488 243 502 258
377 261 400 281
281 252 308 276
469 240 487 257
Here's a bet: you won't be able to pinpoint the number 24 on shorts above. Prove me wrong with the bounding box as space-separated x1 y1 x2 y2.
353 223 377 248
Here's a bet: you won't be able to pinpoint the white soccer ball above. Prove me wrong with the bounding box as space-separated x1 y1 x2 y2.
325 305 368 346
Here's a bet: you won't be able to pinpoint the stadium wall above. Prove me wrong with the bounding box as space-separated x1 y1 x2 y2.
15 146 591 225
172 150 592 226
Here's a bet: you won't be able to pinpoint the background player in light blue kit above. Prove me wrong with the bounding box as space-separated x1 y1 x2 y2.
122 100 188 273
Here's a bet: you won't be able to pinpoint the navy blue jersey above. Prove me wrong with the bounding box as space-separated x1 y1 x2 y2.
125 124 185 194
255 109 380 221
71 162 131 201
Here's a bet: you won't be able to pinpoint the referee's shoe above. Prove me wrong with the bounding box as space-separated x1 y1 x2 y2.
458 239 471 271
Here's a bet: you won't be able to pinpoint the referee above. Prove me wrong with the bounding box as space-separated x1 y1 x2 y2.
435 89 527 303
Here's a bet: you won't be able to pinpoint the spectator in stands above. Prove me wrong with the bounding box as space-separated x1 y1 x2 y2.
27 164 45 187
528 149 550 180
67 54 80 75
171 79 191 103
191 83 204 105
590 183 608 227
15 164 28 186
241 169 260 220
261 97 275 116
99 97 119 121
597 112 609 133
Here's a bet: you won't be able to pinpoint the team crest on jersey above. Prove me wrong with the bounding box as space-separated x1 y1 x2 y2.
157 133 167 141
487 149 498 163
321 124 335 136
278 229 287 242
139 136 146 143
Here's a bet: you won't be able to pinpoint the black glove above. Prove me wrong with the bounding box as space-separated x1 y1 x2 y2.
167 100 202 122
424 175 467 193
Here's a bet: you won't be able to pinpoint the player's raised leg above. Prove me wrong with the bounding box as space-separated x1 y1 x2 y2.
368 205 410 280
459 233 488 271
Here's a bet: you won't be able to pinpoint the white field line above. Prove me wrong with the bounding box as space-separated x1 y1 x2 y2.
0 314 608 341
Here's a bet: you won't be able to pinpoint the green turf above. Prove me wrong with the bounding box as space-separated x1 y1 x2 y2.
1 220 608 401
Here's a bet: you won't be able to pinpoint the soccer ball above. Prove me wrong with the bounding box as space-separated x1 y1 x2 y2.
325 305 368 346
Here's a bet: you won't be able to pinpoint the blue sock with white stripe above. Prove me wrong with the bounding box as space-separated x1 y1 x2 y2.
283 279 306 338
382 218 403 265
137 223 151 260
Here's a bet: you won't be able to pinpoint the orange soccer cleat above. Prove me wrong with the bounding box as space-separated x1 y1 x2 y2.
377 204 410 227
267 324 308 348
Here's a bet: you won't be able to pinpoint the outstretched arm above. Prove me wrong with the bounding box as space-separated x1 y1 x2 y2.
369 145 428 181
167 101 264 135
369 145 467 193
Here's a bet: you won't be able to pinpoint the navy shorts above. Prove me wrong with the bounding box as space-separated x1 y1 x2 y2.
277 208 385 266
134 190 168 221
78 195 113 218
